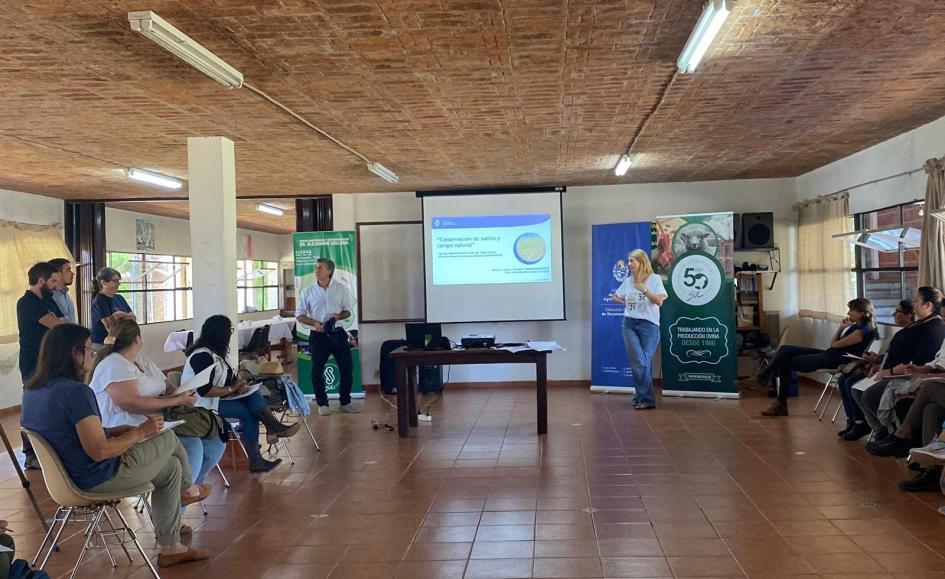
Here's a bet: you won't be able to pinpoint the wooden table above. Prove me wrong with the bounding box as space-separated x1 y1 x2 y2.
390 347 549 438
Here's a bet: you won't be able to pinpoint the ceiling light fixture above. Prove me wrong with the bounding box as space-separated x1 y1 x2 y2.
614 154 634 176
256 203 285 216
128 11 244 89
127 168 184 189
129 11 400 183
367 162 399 184
677 0 731 73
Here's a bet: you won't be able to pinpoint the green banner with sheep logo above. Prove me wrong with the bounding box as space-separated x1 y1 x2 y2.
653 213 738 398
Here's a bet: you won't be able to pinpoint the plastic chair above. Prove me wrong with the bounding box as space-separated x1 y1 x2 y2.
239 325 271 360
24 429 159 578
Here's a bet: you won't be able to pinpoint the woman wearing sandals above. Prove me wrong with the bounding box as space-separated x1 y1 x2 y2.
612 249 668 410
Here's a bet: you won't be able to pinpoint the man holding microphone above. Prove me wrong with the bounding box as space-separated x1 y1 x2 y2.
296 258 359 416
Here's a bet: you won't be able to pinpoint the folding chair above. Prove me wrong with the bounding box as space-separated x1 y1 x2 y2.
25 429 159 578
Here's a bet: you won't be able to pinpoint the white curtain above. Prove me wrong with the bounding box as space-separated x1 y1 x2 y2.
797 193 854 320
919 157 945 289
0 221 72 368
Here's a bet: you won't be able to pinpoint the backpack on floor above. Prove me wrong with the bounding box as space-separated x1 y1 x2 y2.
8 559 51 579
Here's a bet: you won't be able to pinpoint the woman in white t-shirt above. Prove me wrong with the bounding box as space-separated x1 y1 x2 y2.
88 319 226 487
611 249 668 410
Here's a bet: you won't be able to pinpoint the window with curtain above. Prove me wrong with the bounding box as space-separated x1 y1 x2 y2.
237 260 279 313
797 193 856 320
853 201 923 324
106 252 193 324
0 221 72 346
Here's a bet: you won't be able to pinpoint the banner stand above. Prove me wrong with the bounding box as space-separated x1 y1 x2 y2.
293 231 364 399
590 222 654 394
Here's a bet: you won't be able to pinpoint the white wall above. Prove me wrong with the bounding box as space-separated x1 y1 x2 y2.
104 208 293 371
337 179 799 385
796 114 945 212
0 189 65 409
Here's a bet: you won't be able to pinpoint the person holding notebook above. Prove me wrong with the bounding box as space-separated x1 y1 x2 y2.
88 319 227 488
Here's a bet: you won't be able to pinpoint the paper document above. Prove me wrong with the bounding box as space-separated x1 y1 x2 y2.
139 420 185 443
176 366 214 394
525 341 563 351
851 375 880 392
0 544 12 553
497 346 531 353
222 383 260 400
843 353 866 361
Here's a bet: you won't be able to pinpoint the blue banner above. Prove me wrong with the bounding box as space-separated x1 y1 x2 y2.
591 222 653 392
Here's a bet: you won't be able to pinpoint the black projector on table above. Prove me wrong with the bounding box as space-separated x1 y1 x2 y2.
461 334 496 349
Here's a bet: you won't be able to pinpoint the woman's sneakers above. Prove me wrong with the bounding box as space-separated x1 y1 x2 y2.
249 456 282 473
761 401 788 416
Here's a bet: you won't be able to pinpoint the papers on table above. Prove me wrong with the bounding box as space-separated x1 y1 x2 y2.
175 366 214 395
494 341 564 353
525 341 563 352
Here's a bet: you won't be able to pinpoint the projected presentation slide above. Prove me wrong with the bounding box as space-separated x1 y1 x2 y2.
431 214 552 285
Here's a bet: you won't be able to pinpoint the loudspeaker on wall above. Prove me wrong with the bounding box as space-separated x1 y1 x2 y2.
741 212 774 249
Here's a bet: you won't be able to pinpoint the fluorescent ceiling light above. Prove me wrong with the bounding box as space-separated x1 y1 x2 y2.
832 226 921 252
127 168 183 189
367 162 399 184
128 11 244 89
614 154 633 176
256 203 284 216
677 0 731 73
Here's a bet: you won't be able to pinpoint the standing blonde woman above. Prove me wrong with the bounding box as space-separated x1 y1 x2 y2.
612 249 668 409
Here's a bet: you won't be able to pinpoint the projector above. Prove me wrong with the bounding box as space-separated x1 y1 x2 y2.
461 334 496 349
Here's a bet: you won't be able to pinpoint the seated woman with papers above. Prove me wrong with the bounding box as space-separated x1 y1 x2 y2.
88 319 227 488
20 324 212 568
836 300 915 441
852 288 945 450
182 315 299 474
754 298 877 417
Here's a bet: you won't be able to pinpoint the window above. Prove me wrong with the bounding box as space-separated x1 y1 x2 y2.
237 260 279 313
853 201 923 324
106 252 193 324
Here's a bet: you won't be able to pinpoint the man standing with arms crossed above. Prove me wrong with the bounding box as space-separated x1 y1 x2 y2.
48 258 77 323
16 262 65 468
296 258 359 416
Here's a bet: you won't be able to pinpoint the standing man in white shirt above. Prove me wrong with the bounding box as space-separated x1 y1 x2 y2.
48 258 77 324
295 258 359 416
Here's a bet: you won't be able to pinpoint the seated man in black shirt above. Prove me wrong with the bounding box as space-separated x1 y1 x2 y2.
16 262 65 469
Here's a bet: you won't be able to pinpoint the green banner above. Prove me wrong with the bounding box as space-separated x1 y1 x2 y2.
293 231 363 398
653 213 737 397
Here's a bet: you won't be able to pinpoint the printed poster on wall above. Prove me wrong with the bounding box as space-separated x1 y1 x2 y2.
292 231 363 399
590 222 654 394
136 219 155 251
653 212 738 398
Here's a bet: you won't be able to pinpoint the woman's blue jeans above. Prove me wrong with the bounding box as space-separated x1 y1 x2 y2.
177 435 226 484
218 390 269 456
621 317 661 405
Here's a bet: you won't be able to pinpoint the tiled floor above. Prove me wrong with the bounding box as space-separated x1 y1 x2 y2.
3 384 945 578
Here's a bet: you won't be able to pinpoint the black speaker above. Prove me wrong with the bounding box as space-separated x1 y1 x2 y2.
732 213 742 250
419 365 443 394
742 212 773 249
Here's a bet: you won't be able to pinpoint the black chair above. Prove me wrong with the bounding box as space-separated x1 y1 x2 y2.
239 325 271 360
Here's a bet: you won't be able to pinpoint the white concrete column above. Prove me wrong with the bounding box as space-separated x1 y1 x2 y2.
187 136 238 362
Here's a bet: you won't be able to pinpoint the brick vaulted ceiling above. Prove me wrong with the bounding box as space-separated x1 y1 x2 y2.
2 1 945 234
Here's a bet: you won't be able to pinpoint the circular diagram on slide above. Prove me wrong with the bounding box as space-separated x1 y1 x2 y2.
513 233 547 264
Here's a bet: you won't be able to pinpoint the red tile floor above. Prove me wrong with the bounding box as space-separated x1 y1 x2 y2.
2 384 945 578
